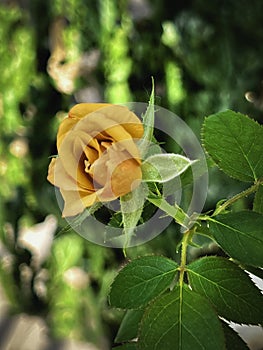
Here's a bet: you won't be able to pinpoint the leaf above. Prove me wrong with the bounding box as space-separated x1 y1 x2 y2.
221 322 249 350
138 285 225 350
188 257 263 324
139 78 155 156
113 344 137 350
142 154 195 183
109 256 178 309
115 309 144 342
253 184 263 214
120 183 148 251
202 110 263 182
209 211 263 267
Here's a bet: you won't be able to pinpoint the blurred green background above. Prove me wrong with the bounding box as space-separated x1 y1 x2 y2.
0 0 263 349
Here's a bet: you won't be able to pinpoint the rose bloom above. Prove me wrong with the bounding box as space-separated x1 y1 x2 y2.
47 103 144 217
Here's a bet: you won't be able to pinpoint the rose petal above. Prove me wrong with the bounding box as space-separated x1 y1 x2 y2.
49 158 76 190
57 117 78 149
75 114 141 163
89 105 144 139
75 105 143 139
59 131 94 191
91 147 142 199
47 157 56 185
111 158 142 197
57 104 111 148
68 103 111 119
94 158 142 202
60 189 98 217
57 104 143 153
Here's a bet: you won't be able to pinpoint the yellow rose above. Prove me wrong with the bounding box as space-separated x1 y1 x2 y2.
47 103 144 217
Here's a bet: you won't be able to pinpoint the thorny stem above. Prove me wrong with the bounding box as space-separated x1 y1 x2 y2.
212 180 262 217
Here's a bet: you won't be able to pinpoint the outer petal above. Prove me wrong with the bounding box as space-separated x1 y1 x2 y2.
60 189 98 217
102 105 144 139
68 103 111 119
75 105 143 139
57 118 78 149
47 157 56 185
49 157 93 192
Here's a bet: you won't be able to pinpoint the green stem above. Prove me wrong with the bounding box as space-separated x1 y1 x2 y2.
146 192 193 285
212 181 261 217
179 230 190 287
147 194 190 228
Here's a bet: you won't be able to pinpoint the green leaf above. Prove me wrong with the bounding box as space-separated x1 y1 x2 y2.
253 184 263 214
115 309 144 342
222 322 249 350
188 257 263 324
142 154 195 183
202 110 263 182
113 344 137 350
138 285 225 350
109 256 178 309
139 78 155 156
120 183 148 251
209 211 263 267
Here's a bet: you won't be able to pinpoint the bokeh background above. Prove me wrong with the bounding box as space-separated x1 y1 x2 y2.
1 0 263 349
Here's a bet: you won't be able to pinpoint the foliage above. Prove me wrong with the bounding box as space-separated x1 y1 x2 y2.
109 109 263 349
